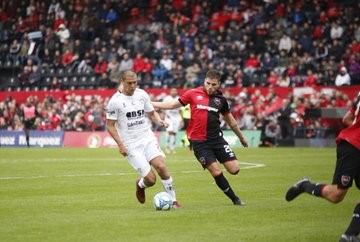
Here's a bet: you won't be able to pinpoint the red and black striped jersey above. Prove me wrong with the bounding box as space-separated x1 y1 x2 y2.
179 87 230 141
336 93 360 149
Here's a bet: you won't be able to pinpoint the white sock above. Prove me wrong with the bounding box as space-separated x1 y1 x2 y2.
138 178 147 189
169 134 175 151
161 176 176 201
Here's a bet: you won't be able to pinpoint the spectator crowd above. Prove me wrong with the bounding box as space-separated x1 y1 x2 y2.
0 0 359 90
0 88 356 146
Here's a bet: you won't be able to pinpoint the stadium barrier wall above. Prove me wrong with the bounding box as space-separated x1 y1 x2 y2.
0 130 335 148
0 130 64 147
294 138 336 147
1 86 359 103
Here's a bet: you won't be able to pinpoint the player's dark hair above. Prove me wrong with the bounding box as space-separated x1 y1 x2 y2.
205 70 221 81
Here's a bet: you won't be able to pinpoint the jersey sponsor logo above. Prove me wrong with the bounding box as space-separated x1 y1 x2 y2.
126 110 145 120
341 175 351 186
196 95 203 100
196 104 218 112
127 120 145 128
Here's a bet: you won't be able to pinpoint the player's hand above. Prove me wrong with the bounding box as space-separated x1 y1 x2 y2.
158 120 169 128
118 144 128 157
240 137 248 147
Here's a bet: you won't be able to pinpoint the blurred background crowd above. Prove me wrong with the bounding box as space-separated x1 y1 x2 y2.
0 0 359 90
0 0 360 146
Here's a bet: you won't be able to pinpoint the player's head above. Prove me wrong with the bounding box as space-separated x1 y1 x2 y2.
204 70 221 95
120 70 137 95
170 88 178 97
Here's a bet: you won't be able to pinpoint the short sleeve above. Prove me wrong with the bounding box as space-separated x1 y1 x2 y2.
220 97 230 114
143 91 154 113
179 89 193 106
106 98 118 120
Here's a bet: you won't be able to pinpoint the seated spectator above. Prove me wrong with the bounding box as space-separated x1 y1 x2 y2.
278 33 292 53
94 56 108 75
243 53 260 76
335 66 351 86
262 119 281 147
348 55 360 85
61 49 77 67
9 39 21 61
107 57 121 87
56 24 70 44
304 69 318 87
119 53 133 72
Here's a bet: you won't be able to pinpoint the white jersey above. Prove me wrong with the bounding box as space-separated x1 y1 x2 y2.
163 95 181 120
106 88 155 145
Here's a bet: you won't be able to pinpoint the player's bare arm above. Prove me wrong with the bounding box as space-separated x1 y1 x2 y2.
106 119 128 156
222 112 248 147
152 99 182 110
343 110 354 127
147 110 169 128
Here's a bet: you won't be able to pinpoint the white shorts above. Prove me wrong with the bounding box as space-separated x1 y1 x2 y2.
166 117 180 133
126 136 165 177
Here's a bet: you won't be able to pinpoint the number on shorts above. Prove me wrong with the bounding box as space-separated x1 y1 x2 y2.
223 145 232 153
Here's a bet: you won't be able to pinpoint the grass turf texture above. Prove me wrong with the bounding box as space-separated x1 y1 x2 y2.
0 147 356 242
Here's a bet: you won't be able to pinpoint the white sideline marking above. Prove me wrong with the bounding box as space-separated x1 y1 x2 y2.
0 161 265 180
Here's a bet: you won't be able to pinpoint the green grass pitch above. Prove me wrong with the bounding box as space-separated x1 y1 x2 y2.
0 147 356 242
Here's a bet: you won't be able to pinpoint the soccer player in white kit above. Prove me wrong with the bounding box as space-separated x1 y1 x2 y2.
106 71 181 208
163 88 182 154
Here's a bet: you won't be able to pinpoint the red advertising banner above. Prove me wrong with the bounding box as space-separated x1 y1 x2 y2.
2 86 359 103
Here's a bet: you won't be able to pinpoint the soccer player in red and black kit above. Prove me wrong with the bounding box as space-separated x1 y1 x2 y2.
153 70 248 206
285 92 360 242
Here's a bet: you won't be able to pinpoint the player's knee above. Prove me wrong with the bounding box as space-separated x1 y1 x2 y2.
208 167 222 177
229 168 240 175
330 189 346 203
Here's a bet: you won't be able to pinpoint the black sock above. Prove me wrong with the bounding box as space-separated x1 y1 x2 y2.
302 181 323 197
214 173 238 202
26 135 30 147
345 203 360 236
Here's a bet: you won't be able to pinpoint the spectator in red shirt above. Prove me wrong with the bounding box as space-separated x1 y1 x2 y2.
94 56 108 75
304 70 318 87
133 53 146 73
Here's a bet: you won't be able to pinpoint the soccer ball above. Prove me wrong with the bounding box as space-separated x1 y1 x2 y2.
153 192 173 211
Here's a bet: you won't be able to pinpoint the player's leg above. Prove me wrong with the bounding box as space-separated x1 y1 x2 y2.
127 143 155 204
193 140 243 205
215 141 239 175
340 203 360 241
24 121 30 147
286 141 359 202
146 140 179 206
25 128 30 147
223 160 240 175
150 155 181 208
206 162 242 205
167 131 176 153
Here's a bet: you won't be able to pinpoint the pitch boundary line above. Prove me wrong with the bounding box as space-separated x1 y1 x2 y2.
0 161 265 180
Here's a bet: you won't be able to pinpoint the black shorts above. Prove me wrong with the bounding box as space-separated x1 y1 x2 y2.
24 119 35 130
332 140 360 189
190 137 237 169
